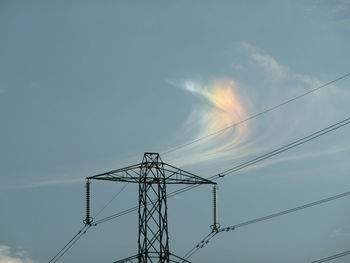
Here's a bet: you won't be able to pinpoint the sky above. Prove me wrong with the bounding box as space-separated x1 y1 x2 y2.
1 0 350 262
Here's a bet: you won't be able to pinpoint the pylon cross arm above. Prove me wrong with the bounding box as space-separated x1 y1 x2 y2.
113 253 192 263
87 163 142 183
113 254 139 263
87 162 216 185
162 164 216 185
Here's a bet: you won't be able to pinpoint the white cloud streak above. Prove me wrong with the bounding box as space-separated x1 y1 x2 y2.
14 177 84 189
329 0 350 30
241 42 288 80
331 227 350 238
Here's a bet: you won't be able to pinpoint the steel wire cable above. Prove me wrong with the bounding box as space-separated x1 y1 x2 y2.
48 183 128 263
182 230 218 261
216 117 350 178
183 190 350 260
93 183 129 219
48 225 89 263
221 190 350 230
161 72 350 156
311 249 350 263
93 117 350 225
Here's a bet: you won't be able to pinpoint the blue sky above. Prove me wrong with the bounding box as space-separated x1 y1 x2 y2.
1 1 350 262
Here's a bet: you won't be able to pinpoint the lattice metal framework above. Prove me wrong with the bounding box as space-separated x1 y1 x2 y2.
87 153 215 263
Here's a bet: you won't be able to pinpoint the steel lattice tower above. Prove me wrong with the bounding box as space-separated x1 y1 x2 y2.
87 153 216 263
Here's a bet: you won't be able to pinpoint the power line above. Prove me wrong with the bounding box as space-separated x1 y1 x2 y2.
183 190 350 260
93 116 350 226
216 117 350 178
93 205 139 225
93 183 129 219
220 190 350 230
48 225 89 263
311 249 350 263
182 230 218 261
48 183 129 263
161 72 350 156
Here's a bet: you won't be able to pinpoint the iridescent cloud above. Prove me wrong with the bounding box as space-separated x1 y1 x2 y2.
166 79 251 167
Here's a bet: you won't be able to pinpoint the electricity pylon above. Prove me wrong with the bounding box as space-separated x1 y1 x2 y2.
87 153 216 263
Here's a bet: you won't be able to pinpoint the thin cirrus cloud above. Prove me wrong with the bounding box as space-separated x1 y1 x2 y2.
331 0 350 30
164 42 350 172
12 177 84 190
241 42 288 80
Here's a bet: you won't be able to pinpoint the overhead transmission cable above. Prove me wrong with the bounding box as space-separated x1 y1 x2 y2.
215 117 350 178
311 249 350 263
162 72 350 156
182 230 218 261
93 116 350 226
219 190 350 230
182 190 350 261
93 183 129 219
48 225 89 263
48 183 128 263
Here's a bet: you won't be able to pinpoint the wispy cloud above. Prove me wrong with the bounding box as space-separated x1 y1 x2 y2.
241 42 288 80
13 177 84 189
331 227 350 238
329 0 350 30
1 154 139 190
332 0 350 13
0 177 84 190
164 42 350 174
0 246 35 263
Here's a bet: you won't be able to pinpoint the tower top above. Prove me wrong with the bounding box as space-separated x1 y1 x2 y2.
87 152 216 185
87 153 216 263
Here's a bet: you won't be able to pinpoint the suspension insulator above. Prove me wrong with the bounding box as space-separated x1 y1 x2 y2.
211 184 220 231
84 179 92 225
